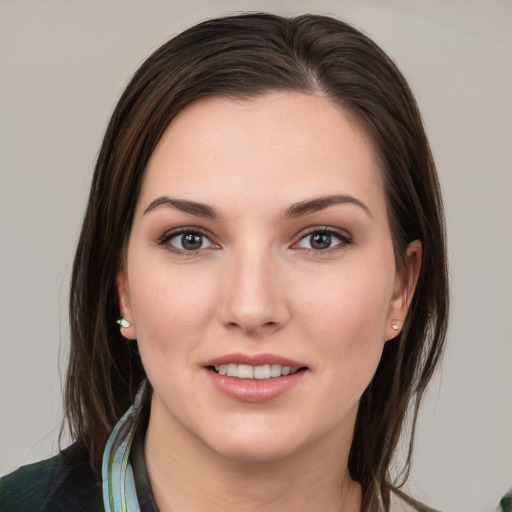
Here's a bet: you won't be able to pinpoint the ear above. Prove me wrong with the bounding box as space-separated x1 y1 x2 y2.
116 271 137 340
385 240 422 341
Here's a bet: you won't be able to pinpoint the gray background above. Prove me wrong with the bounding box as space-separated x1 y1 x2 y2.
1 1 511 511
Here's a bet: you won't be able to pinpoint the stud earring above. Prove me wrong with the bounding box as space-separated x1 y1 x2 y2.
391 320 400 331
116 317 132 329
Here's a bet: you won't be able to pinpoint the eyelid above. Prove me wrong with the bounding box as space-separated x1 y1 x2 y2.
156 226 220 254
155 225 352 255
292 226 353 251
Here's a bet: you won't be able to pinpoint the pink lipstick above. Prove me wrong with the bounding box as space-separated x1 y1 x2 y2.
203 353 307 403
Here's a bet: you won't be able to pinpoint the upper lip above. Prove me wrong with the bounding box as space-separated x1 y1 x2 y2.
203 352 306 368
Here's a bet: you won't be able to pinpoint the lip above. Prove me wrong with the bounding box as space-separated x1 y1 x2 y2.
203 353 308 403
203 352 306 368
206 370 306 403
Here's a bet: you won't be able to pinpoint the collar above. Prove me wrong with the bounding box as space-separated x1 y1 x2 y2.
102 382 158 512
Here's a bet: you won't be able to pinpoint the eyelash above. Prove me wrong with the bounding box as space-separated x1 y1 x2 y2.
293 227 353 254
156 226 352 256
156 227 216 256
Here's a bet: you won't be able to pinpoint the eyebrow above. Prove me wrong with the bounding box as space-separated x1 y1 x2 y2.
283 194 373 219
143 196 218 218
143 193 372 220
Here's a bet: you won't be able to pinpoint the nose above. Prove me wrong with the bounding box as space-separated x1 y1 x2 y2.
217 245 291 336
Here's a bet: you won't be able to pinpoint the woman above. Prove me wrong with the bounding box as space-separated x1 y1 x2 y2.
0 13 448 512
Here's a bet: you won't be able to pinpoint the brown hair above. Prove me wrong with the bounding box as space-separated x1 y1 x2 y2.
64 13 448 510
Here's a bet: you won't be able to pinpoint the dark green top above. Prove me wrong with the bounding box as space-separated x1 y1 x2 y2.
0 443 103 512
1 421 508 512
0 411 156 512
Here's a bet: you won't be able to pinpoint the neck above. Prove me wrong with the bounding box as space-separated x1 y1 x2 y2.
144 401 361 512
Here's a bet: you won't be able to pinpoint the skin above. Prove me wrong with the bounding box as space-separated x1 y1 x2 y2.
117 92 421 512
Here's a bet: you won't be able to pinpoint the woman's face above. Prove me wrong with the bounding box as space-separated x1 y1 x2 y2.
118 92 419 463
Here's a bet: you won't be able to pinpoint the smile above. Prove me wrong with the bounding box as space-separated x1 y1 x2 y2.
212 364 300 380
204 353 308 401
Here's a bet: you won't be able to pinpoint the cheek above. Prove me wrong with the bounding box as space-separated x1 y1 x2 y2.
296 259 394 337
294 258 395 383
127 263 217 360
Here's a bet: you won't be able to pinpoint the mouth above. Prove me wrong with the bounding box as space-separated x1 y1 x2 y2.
203 353 308 401
208 364 305 380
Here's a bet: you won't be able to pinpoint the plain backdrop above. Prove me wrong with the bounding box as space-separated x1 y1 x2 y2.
1 1 511 511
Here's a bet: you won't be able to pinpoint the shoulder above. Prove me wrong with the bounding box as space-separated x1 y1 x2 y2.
390 487 442 512
0 443 103 512
498 487 512 511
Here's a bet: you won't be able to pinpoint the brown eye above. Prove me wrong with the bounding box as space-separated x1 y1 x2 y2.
181 233 203 250
167 230 214 252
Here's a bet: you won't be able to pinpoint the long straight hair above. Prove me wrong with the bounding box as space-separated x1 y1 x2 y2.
64 13 448 510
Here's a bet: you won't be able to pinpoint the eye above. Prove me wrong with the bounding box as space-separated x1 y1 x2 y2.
159 229 216 254
295 228 351 252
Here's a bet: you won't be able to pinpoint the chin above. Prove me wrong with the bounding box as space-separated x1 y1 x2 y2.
199 419 323 465
210 438 300 464
190 418 294 461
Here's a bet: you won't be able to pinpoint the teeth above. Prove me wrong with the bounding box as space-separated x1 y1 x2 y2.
270 364 281 377
215 364 299 380
237 364 254 379
253 364 270 379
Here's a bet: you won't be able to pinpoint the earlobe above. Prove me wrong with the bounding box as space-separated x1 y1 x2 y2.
385 240 422 341
116 271 137 340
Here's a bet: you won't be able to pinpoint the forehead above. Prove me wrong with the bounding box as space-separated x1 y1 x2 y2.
138 92 385 215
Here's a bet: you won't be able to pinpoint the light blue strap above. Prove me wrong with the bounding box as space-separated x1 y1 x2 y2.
102 384 146 512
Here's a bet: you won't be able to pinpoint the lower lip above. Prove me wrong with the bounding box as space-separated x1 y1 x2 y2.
205 369 306 403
